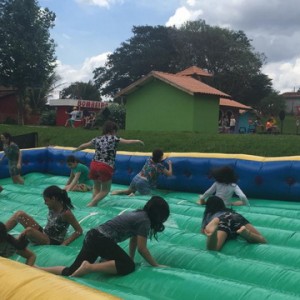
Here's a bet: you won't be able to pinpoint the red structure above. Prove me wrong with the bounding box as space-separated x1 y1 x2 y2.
48 99 108 127
0 86 40 125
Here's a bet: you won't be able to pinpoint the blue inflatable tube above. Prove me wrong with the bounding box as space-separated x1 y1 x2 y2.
1 146 300 201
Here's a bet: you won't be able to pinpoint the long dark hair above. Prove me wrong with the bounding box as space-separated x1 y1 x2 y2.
211 166 237 184
0 222 28 250
1 132 13 144
203 196 232 219
143 196 170 240
43 185 74 210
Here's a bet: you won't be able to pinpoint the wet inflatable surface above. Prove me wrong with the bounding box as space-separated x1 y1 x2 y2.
1 172 300 300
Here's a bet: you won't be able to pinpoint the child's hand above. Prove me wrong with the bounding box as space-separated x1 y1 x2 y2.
197 199 206 205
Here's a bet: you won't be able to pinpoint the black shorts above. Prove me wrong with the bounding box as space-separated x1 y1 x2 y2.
218 212 250 239
38 226 62 245
62 229 135 276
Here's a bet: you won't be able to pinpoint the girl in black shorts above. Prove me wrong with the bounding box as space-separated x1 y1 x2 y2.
201 196 266 251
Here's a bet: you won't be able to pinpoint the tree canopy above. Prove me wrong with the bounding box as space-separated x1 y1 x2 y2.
0 0 56 123
60 81 101 101
93 20 273 106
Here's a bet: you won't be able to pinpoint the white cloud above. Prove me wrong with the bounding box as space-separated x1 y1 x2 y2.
263 59 300 93
166 0 300 93
166 6 203 27
51 52 110 99
75 0 123 8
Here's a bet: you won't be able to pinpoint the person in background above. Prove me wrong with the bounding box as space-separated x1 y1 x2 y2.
73 120 144 207
229 115 236 133
38 196 170 278
201 196 266 251
0 221 36 266
111 149 172 196
65 107 80 128
5 185 82 246
0 132 24 184
197 166 249 206
64 155 92 192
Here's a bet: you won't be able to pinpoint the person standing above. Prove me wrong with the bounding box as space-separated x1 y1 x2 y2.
229 115 236 133
0 132 24 184
73 120 144 207
65 107 80 128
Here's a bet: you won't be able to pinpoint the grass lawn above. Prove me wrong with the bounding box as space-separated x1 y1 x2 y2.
0 115 300 157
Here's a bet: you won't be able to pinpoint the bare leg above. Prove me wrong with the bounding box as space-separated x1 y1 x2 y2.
237 224 266 244
12 175 24 185
5 211 50 244
111 188 133 196
37 266 65 275
71 260 118 277
5 211 41 231
204 218 228 251
87 180 111 207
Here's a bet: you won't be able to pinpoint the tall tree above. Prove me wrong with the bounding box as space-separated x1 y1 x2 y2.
0 0 56 124
60 81 101 101
93 20 272 107
94 25 177 98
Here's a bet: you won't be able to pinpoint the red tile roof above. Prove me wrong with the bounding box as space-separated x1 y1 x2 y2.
115 70 230 99
281 92 300 98
220 98 252 110
176 66 213 77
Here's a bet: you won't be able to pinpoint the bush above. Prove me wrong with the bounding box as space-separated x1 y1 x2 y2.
4 116 17 124
95 103 126 129
40 110 56 126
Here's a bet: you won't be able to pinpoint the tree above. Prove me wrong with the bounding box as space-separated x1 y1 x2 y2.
26 72 62 114
93 20 273 107
93 25 177 98
60 81 101 101
258 91 286 116
0 0 56 124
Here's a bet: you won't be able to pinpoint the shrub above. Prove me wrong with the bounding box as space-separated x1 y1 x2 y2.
40 110 56 125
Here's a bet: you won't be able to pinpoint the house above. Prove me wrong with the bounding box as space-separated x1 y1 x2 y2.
48 99 108 127
115 66 251 133
280 91 300 114
0 86 40 124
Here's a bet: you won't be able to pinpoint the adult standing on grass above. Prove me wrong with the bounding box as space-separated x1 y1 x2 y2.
65 107 80 128
0 132 24 184
73 120 144 207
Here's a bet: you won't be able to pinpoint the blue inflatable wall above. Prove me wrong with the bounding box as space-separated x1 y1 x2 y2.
1 146 300 201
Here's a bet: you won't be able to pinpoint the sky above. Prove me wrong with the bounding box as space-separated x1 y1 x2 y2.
39 0 300 98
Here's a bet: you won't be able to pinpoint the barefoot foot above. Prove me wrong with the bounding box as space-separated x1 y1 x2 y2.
236 225 250 238
71 261 91 277
204 218 219 236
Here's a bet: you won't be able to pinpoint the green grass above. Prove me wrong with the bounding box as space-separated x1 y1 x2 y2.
1 115 300 157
